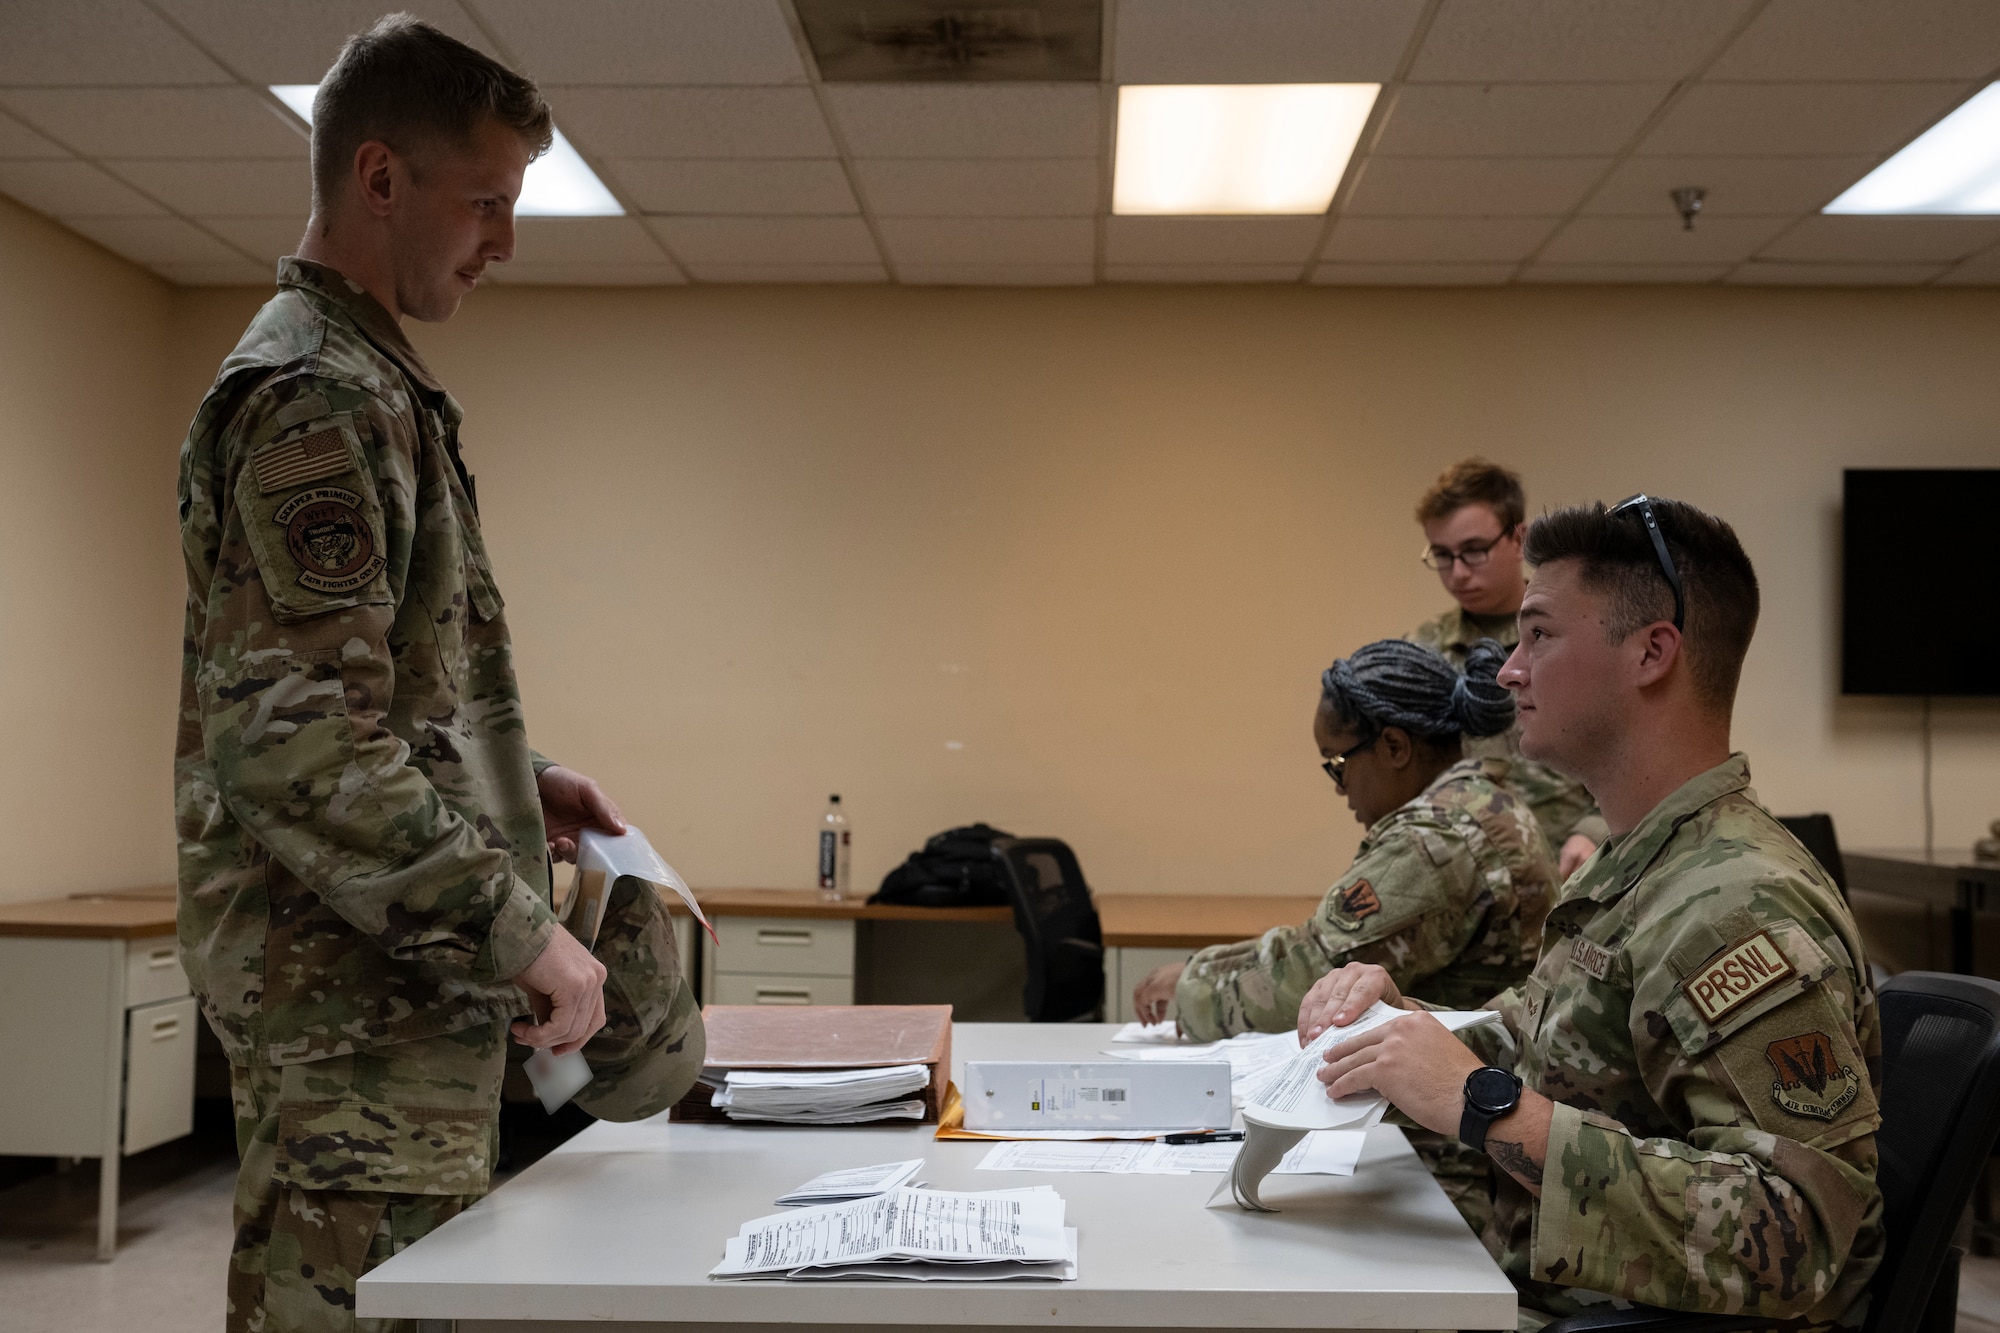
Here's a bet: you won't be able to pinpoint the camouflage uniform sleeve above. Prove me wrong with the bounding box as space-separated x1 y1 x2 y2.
199 388 555 983
1173 823 1478 1041
529 749 559 777
1532 910 1882 1319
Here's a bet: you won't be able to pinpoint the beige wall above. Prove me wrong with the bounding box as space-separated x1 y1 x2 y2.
164 280 2000 905
0 196 179 902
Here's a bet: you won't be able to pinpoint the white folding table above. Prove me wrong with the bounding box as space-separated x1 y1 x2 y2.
359 1022 1519 1332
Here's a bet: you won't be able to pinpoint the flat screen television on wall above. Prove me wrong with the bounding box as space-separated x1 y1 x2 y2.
1842 468 2000 696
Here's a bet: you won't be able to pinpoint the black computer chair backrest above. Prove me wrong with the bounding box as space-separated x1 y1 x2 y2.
1866 972 2000 1333
1777 813 1849 898
989 838 1105 1022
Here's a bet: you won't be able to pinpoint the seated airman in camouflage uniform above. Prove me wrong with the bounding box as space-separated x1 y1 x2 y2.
1302 498 1882 1330
1409 458 1609 879
174 19 700 1332
1133 638 1555 1234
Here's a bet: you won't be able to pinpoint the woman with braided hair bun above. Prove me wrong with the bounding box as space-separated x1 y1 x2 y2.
1130 636 1557 1236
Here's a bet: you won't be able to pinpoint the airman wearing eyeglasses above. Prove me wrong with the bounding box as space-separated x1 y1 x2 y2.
1409 459 1606 879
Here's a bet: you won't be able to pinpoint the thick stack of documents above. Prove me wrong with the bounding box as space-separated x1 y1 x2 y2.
710 1186 1077 1282
713 1064 932 1124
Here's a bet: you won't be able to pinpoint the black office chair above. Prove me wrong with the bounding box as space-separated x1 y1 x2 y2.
1777 812 1850 899
989 837 1105 1022
1544 971 2000 1333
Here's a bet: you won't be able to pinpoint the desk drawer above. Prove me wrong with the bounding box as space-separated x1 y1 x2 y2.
712 916 854 979
126 937 189 1008
710 973 854 1007
124 995 196 1155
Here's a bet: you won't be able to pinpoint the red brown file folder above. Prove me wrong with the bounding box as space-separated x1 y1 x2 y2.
670 1004 954 1124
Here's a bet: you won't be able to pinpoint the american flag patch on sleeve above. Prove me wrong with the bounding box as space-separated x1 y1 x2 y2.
253 425 355 494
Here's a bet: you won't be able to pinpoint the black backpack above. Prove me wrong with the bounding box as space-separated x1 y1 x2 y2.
870 823 1016 908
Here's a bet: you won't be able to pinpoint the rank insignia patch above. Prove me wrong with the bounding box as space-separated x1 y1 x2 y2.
1681 928 1794 1024
1332 879 1381 930
1766 1031 1860 1121
276 486 385 594
253 426 354 493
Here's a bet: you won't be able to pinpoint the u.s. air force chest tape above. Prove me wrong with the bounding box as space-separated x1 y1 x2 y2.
236 414 391 620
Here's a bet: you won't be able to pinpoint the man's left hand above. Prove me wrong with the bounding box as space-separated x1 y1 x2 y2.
1316 1009 1483 1136
539 765 627 862
1558 833 1598 880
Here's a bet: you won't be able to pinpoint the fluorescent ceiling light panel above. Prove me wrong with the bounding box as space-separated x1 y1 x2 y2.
1825 82 2000 215
1113 84 1379 216
270 85 622 217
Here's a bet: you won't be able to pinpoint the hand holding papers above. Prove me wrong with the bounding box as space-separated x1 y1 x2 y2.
711 1187 1076 1282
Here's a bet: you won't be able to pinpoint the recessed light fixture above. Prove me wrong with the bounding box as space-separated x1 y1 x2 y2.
1825 82 2000 215
269 84 623 217
1112 83 1379 216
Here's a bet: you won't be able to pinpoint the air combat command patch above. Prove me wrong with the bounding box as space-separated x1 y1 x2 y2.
1330 879 1382 931
275 486 385 594
1766 1030 1860 1122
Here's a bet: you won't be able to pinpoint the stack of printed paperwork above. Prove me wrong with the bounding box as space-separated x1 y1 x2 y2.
710 1186 1077 1282
1104 1029 1299 1108
776 1159 924 1205
711 1063 931 1124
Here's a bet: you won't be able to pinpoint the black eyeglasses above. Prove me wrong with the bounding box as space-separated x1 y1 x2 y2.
1608 493 1686 632
1321 735 1378 789
1418 533 1510 572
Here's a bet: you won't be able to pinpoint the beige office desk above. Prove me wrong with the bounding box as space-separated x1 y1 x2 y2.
1847 847 2000 975
358 1021 1518 1331
0 895 197 1260
1099 893 1324 1022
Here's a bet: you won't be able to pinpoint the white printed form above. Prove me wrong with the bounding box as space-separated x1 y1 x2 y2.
1244 1004 1498 1131
711 1187 1068 1279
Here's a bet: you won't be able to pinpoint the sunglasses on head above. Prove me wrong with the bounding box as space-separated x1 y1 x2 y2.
1608 493 1686 632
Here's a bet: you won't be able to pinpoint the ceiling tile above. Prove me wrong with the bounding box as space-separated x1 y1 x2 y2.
0 160 164 217
153 259 275 286
1372 84 1671 157
1586 156 1877 218
607 159 856 215
856 158 1099 217
0 88 307 159
1321 216 1556 262
1538 216 1788 263
150 1 495 83
0 0 231 86
469 0 805 85
550 88 835 159
1639 82 1967 157
204 216 306 262
650 215 880 264
1709 0 2000 81
0 111 66 159
66 216 244 266
1935 247 2000 286
1344 156 1608 217
1113 0 1424 83
1517 263 1729 283
896 264 1095 285
876 217 1095 265
1105 216 1324 264
1725 261 1948 285
484 263 687 285
1756 216 2000 264
512 217 667 265
110 159 310 217
683 262 886 283
1105 263 1303 282
1413 0 1753 82
1309 262 1513 284
825 85 1100 158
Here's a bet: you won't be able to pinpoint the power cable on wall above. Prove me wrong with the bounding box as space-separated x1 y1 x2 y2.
1921 695 1934 861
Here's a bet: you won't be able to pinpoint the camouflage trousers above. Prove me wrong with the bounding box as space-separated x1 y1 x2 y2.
227 1022 507 1333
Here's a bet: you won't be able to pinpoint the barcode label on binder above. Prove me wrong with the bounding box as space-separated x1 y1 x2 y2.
1029 1079 1132 1116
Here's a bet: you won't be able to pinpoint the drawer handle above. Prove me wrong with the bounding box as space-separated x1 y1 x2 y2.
147 948 176 970
148 1016 181 1040
754 929 814 947
753 987 813 1005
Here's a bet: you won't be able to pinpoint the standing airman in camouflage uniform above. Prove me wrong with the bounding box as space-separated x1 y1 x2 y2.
1302 498 1881 1329
175 19 662 1332
1410 459 1607 874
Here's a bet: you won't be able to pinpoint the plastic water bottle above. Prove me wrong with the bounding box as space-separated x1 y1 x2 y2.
818 795 852 901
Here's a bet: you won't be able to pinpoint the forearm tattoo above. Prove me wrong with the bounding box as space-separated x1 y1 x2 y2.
1486 1136 1543 1188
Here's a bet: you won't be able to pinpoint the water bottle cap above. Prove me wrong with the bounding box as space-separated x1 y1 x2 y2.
829 793 841 802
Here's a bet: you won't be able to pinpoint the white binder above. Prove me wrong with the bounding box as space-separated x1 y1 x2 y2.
962 1060 1233 1131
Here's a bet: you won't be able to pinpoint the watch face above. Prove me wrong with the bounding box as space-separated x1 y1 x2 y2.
1467 1067 1520 1114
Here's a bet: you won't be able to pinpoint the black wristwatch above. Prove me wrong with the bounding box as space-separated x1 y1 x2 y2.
1459 1066 1524 1153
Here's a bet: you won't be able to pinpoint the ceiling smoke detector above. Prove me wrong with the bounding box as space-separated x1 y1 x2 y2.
1671 186 1706 231
794 0 1102 82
